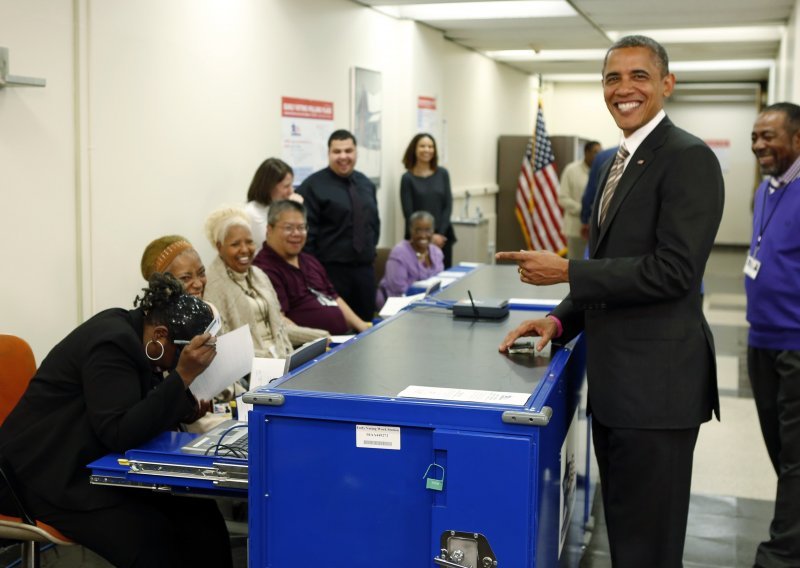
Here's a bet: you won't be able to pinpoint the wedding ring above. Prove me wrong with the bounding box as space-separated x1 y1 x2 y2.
518 266 523 275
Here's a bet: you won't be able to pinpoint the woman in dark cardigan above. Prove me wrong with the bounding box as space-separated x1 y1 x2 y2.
400 133 457 268
0 273 232 568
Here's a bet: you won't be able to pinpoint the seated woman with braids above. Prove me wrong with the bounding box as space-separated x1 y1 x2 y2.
141 234 235 432
203 206 328 360
140 234 207 298
0 274 233 568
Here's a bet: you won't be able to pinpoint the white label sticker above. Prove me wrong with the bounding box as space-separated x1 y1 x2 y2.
356 424 401 451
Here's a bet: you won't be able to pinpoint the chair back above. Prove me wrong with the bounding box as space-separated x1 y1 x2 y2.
0 335 36 426
373 247 391 286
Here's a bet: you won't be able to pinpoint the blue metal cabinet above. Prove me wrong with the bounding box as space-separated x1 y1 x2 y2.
245 307 586 567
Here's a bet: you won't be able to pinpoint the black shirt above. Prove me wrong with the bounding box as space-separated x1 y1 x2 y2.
399 168 456 241
297 167 380 265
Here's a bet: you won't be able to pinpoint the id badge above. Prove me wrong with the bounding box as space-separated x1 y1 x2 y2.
744 254 761 280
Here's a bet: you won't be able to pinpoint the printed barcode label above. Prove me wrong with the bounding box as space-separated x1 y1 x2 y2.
356 424 401 450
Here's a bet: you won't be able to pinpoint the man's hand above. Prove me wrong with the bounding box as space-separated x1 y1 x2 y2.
498 317 557 353
432 233 447 248
495 250 569 285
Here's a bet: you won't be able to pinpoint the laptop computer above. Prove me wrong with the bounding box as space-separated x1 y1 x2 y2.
283 336 328 374
180 419 248 459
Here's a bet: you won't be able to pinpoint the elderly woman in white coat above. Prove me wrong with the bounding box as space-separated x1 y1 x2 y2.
203 206 328 359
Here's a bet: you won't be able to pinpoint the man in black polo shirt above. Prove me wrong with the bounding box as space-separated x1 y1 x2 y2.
297 129 380 321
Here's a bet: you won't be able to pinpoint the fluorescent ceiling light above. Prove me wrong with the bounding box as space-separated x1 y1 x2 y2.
670 59 774 71
607 26 784 43
373 1 575 21
485 49 606 61
540 74 600 82
540 61 773 82
669 94 758 103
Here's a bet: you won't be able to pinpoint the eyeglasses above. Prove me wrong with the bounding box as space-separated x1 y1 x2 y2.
274 223 308 235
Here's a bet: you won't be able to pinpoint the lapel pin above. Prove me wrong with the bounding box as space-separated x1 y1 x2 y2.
637 159 645 165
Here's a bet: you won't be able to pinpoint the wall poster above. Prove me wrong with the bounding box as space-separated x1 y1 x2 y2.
350 67 382 186
281 96 335 186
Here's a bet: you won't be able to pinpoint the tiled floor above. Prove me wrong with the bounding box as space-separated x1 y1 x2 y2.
0 247 777 568
578 246 777 568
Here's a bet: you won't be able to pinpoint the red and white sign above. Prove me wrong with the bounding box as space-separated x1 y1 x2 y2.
705 139 731 172
417 96 437 110
281 97 334 120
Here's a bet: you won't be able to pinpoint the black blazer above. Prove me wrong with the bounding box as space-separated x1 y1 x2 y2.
553 117 724 429
0 308 196 511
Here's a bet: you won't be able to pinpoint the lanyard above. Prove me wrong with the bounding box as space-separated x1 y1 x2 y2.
753 183 789 257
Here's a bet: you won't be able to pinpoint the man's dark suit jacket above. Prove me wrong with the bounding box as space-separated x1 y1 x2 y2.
552 117 724 429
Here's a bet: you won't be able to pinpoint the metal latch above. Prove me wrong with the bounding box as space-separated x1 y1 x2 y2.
213 461 248 488
433 530 497 567
501 405 552 426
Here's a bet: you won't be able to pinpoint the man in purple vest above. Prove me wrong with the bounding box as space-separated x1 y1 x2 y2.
746 101 800 568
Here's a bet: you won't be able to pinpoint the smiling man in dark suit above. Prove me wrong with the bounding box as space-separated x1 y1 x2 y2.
497 35 724 567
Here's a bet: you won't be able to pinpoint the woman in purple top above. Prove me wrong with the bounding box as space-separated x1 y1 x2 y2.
376 211 444 309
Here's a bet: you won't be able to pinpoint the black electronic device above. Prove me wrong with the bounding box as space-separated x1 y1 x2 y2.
452 290 509 319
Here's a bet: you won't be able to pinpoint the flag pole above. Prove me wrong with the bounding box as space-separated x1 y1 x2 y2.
532 74 543 154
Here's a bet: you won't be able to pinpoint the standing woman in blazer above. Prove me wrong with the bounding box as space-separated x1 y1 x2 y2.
400 133 457 268
0 273 232 567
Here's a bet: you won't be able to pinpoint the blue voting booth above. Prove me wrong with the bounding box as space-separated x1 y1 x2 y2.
89 264 591 567
245 300 587 567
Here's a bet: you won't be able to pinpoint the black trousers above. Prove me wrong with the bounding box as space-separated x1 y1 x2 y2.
748 347 800 568
0 486 232 568
324 262 376 322
441 239 454 269
592 417 699 568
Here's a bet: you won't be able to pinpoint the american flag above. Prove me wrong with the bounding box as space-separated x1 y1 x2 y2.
515 103 566 253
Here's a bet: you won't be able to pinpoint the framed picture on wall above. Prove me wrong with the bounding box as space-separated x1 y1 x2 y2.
350 66 382 186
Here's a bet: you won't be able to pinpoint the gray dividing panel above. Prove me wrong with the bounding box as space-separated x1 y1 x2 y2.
277 308 552 398
437 264 570 303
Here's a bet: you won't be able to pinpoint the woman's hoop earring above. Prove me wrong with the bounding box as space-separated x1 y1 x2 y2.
145 339 165 361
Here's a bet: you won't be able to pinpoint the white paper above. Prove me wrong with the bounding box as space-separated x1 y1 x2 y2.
378 293 425 318
330 334 355 344
437 270 468 279
397 385 531 406
189 325 254 401
235 395 251 422
250 357 287 389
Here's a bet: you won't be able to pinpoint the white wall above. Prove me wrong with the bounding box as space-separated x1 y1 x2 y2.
666 101 759 246
544 83 757 246
785 0 799 102
0 0 533 362
543 81 619 148
441 40 533 252
0 0 77 360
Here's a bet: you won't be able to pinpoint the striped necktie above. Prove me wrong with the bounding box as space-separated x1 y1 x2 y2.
598 144 630 226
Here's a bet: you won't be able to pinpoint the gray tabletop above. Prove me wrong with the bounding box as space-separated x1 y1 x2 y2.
277 308 551 398
437 264 570 304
